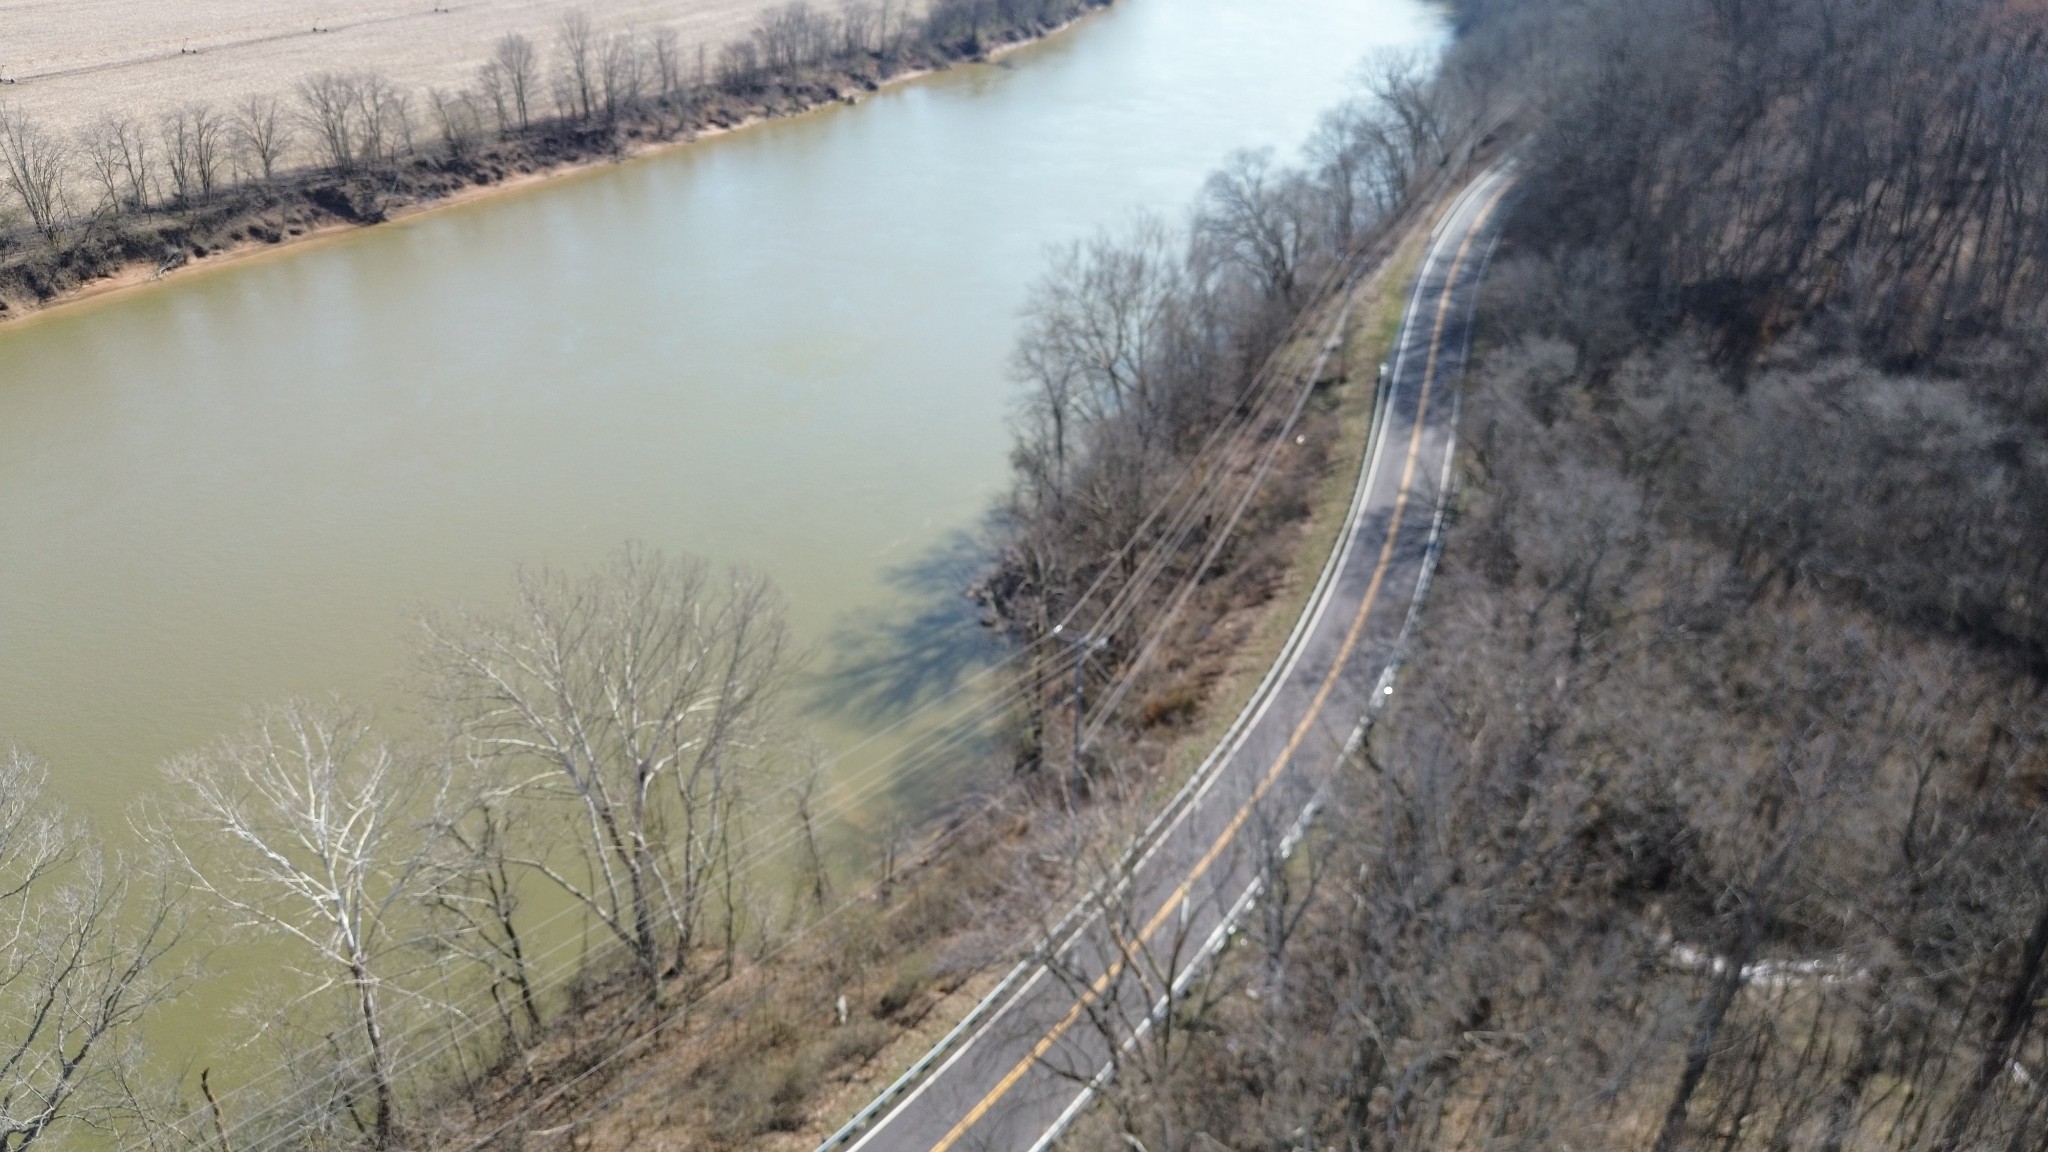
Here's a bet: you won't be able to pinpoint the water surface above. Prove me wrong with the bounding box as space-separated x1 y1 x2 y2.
0 0 1442 1063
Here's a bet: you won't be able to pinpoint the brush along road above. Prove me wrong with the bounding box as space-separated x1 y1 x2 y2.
824 165 1516 1152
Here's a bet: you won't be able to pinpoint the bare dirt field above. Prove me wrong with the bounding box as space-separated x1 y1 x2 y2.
0 0 791 141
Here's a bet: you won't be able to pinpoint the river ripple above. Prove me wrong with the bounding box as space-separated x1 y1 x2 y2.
0 0 1442 915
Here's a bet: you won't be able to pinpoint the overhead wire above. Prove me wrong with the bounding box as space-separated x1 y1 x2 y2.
395 203 1431 1152
154 318 1324 1152
144 176 1427 1152
1074 185 1448 751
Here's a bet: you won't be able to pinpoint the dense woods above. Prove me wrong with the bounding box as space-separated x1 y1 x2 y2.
1048 1 2048 1150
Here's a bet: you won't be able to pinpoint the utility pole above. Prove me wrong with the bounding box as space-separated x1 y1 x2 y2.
1051 624 1108 808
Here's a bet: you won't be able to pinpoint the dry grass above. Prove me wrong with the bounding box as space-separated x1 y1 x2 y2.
1110 220 1433 821
770 219 1436 1143
0 0 792 142
409 212 1441 1152
416 794 1048 1152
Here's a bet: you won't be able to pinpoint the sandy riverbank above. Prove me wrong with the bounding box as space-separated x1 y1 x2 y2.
0 10 1101 329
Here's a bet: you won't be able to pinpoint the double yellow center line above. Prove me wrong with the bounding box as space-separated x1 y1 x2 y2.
926 177 1511 1152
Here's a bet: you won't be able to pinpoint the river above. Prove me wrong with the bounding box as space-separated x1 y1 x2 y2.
0 0 1442 1075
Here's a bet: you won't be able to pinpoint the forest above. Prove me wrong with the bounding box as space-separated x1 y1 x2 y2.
11 0 2048 1148
1031 0 2048 1148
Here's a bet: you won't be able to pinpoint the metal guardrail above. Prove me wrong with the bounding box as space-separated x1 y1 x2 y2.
809 205 1431 1152
1017 165 1516 1152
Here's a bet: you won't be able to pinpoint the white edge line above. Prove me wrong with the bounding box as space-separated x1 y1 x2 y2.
833 270 1384 1152
826 171 1497 1152
1016 167 1509 1152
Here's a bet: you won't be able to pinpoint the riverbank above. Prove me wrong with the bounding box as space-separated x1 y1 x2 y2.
396 191 1440 1152
0 1 1110 329
0 0 1461 1140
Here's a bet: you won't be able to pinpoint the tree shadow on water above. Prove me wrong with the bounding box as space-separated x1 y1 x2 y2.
809 527 1008 728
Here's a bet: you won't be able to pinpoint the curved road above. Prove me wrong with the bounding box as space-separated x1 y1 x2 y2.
823 166 1516 1152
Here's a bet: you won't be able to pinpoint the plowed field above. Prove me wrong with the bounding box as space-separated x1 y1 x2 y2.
0 0 789 140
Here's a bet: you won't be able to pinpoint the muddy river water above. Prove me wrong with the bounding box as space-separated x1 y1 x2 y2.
0 0 1441 1072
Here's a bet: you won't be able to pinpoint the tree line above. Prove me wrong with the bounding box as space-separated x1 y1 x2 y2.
0 0 1107 303
1031 0 2048 1149
980 44 1499 790
2 548 812 1152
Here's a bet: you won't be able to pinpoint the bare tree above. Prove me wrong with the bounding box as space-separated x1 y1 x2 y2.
556 11 598 122
158 111 195 203
159 702 450 1151
351 74 411 169
788 744 833 914
717 40 763 91
0 108 70 239
78 120 130 217
297 73 359 173
427 88 481 160
425 757 542 1047
753 3 835 73
1354 47 1451 175
1 749 178 1152
650 27 684 100
1304 96 1414 250
1030 815 1238 1152
232 94 293 184
392 87 418 158
421 546 793 997
1016 219 1184 442
160 104 225 203
98 115 154 213
876 0 903 61
1195 148 1319 305
842 1 877 57
599 32 646 124
475 62 511 137
492 32 537 131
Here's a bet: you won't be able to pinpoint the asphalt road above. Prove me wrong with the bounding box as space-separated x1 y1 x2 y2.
827 166 1516 1152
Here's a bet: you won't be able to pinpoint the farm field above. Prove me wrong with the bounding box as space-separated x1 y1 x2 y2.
0 0 788 140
